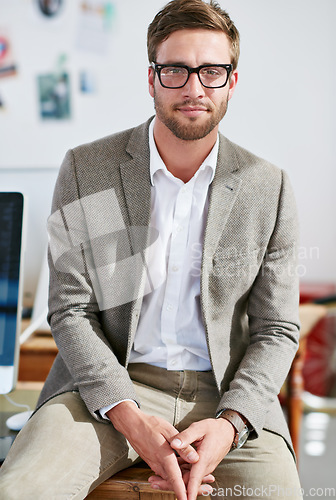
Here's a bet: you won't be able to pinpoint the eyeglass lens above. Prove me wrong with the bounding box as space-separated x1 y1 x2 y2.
159 66 229 88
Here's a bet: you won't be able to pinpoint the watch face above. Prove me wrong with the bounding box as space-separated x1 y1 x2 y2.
236 427 250 449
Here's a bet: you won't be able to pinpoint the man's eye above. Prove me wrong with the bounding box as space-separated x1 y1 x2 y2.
164 67 184 75
203 68 222 77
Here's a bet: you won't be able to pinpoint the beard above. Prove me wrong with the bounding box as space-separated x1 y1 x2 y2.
153 90 229 141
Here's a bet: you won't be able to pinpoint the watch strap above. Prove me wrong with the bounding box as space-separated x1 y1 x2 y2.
217 410 246 432
217 410 249 449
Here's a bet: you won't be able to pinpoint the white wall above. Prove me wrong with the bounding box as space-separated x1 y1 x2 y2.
222 0 336 285
1 0 335 306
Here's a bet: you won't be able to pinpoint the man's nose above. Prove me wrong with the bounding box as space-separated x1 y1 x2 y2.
182 72 206 98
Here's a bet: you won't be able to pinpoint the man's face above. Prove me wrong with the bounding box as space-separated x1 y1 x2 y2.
148 29 238 141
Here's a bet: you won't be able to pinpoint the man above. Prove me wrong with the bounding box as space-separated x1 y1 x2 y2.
0 1 302 499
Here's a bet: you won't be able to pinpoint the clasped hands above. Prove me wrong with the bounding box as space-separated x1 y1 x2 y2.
107 401 235 500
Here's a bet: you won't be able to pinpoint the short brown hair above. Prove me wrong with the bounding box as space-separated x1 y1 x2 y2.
147 0 240 70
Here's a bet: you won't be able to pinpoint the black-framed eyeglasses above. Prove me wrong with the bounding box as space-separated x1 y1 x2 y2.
151 62 233 89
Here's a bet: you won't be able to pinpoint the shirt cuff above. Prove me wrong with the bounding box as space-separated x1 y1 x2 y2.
99 399 138 420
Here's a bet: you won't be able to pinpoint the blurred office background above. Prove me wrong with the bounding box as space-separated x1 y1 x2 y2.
1 0 335 304
1 0 335 495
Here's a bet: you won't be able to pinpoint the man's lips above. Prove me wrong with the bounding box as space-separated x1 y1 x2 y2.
176 105 209 117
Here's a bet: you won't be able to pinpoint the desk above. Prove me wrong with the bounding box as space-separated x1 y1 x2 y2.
19 320 58 382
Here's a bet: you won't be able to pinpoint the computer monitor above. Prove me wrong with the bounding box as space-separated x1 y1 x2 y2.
0 192 25 395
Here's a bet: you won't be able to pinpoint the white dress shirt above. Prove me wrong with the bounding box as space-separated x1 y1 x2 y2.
99 119 218 417
130 119 218 370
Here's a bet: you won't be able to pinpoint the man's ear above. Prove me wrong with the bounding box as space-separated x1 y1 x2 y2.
228 69 238 101
148 66 155 98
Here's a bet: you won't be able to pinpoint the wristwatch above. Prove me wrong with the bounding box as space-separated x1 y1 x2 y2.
217 409 250 450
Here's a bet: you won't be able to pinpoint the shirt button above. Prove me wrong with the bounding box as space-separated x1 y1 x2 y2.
166 304 173 311
172 265 179 272
171 359 177 366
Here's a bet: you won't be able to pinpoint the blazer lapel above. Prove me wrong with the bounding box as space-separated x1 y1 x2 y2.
119 119 153 355
203 134 242 262
201 135 242 382
119 119 152 229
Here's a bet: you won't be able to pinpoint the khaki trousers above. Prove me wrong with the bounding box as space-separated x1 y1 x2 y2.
0 364 302 499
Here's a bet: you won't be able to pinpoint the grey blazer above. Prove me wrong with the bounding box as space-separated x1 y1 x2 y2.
38 117 300 454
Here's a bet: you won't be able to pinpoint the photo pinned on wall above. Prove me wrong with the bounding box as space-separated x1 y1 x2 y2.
37 72 71 120
76 1 117 54
0 30 17 78
37 0 63 17
79 70 96 94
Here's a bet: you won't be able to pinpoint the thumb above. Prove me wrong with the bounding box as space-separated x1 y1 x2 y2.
170 430 200 464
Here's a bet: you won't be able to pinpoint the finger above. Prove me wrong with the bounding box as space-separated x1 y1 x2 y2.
179 469 215 488
169 441 199 464
160 452 188 500
177 457 212 474
168 435 199 464
170 426 203 463
187 460 209 500
149 471 215 486
200 473 215 483
144 439 188 500
174 456 215 485
148 475 214 496
149 474 188 490
177 466 215 484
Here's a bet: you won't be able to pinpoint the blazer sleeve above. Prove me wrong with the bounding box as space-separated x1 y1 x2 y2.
47 149 139 419
216 170 300 436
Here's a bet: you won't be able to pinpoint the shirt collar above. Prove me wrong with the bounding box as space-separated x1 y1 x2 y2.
149 118 218 187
